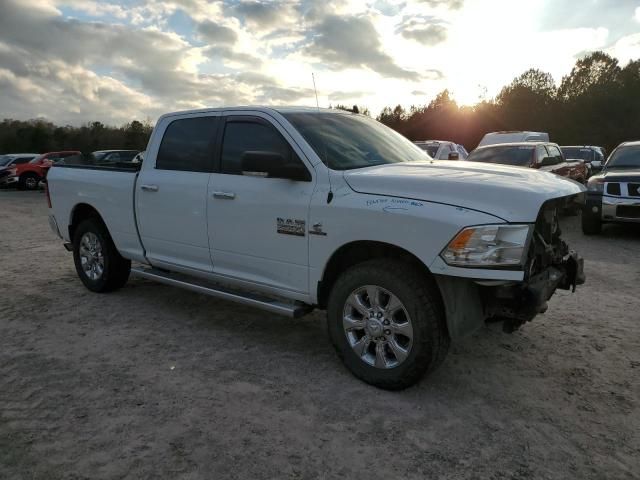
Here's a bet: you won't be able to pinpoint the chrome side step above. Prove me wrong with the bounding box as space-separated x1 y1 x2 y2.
130 266 313 318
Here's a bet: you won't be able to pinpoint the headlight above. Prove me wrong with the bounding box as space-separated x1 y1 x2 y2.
441 224 531 268
587 176 604 193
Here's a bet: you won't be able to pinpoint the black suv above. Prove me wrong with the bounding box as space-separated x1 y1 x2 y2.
582 141 640 234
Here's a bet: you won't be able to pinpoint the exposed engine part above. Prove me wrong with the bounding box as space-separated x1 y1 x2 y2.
483 198 585 333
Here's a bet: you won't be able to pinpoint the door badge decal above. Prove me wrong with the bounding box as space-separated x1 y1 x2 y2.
277 217 306 236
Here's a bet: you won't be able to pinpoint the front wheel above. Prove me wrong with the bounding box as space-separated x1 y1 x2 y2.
327 259 449 390
72 218 131 292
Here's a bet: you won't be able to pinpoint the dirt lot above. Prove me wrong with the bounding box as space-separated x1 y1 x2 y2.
0 190 639 480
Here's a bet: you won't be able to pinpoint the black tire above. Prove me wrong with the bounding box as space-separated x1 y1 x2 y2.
327 259 449 390
18 173 40 190
72 218 131 292
581 210 602 235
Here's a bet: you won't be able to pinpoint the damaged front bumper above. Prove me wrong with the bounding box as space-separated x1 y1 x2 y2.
482 251 585 332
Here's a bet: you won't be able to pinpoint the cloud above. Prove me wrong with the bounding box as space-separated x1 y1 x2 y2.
197 20 238 44
401 23 447 45
203 45 262 66
635 6 640 23
417 0 464 9
0 0 313 124
371 0 407 16
304 14 421 80
229 0 299 31
607 32 640 65
328 90 373 101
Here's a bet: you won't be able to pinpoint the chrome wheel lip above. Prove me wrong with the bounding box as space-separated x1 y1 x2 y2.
342 285 413 369
79 232 104 281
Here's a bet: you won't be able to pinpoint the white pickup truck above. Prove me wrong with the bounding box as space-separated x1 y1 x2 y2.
46 107 585 389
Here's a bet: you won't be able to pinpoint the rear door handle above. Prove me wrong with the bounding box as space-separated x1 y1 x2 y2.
212 191 236 200
140 184 159 192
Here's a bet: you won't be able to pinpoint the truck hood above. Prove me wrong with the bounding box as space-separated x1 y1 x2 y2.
343 160 585 222
593 167 640 182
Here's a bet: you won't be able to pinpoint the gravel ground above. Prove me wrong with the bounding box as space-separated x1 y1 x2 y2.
1 190 639 480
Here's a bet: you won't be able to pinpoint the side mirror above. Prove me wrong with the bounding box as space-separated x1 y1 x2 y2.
591 160 602 169
448 151 460 160
539 156 556 167
241 151 310 181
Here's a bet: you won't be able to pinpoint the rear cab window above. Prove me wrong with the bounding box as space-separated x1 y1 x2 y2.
156 116 218 172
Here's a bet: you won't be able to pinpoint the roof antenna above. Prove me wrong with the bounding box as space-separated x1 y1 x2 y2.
312 72 333 204
312 72 320 110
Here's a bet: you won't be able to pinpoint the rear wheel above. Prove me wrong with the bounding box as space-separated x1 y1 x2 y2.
581 210 602 235
327 259 449 390
19 173 40 190
72 218 131 292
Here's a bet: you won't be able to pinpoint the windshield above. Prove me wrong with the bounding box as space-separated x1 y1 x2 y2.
561 147 593 162
282 112 428 170
467 145 535 166
606 146 640 169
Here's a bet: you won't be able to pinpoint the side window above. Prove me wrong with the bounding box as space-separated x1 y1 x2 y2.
536 146 549 163
220 120 299 175
546 145 562 164
156 116 217 172
14 157 33 164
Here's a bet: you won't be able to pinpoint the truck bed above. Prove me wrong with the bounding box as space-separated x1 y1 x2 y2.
47 165 145 262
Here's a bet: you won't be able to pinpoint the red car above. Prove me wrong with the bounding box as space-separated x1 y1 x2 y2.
16 151 81 190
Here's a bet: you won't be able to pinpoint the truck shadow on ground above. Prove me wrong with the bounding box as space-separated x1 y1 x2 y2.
118 278 546 399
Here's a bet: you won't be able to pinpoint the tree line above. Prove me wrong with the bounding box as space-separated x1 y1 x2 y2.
0 119 153 155
0 51 638 155
377 51 640 153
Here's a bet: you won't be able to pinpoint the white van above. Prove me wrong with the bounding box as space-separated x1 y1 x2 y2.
478 131 549 147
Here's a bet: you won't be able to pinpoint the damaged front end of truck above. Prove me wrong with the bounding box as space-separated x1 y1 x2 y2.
436 194 586 338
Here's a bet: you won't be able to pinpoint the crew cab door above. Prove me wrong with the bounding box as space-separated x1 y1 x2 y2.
136 113 219 272
207 113 315 294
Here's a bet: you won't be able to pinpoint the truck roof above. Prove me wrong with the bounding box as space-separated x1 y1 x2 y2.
474 141 555 149
157 106 350 121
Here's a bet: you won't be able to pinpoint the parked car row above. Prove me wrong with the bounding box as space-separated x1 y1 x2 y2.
414 130 636 236
414 132 608 186
0 150 140 190
466 142 588 184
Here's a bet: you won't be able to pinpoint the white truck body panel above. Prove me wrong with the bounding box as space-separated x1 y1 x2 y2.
47 167 145 262
342 160 584 223
205 110 316 293
135 111 220 272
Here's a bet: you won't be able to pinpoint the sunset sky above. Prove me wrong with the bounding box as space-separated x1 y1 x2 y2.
1 0 640 125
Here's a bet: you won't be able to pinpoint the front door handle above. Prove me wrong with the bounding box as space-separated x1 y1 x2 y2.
212 191 236 200
140 184 159 192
